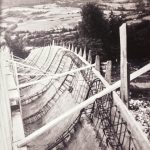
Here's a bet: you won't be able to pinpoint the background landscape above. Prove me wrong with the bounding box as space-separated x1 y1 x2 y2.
0 0 150 148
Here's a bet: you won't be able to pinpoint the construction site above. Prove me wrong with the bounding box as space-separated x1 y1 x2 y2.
0 22 150 150
1 0 150 149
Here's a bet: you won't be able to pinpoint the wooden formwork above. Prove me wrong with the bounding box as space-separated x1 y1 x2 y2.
16 43 150 150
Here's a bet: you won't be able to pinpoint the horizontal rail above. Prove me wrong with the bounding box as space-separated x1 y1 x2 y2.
6 59 43 72
13 55 26 62
18 73 54 76
18 64 96 88
17 63 150 148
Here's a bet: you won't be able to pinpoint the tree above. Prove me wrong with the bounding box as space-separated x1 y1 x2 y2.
5 32 29 59
127 20 150 60
103 11 123 60
78 2 108 39
136 0 145 12
78 2 149 61
78 4 123 60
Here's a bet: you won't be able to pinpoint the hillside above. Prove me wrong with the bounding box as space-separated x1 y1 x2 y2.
1 0 98 8
2 0 150 8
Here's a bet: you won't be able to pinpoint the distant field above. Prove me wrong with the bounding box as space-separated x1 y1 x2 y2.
1 0 98 8
1 3 81 32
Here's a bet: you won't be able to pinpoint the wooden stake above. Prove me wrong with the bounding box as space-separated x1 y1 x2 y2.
120 23 130 108
78 48 82 56
95 55 100 72
18 64 96 89
83 47 86 60
74 47 77 54
88 50 92 64
68 43 71 50
71 44 74 52
105 61 112 84
52 40 55 46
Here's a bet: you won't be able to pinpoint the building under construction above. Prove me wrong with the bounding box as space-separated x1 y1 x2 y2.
0 22 150 150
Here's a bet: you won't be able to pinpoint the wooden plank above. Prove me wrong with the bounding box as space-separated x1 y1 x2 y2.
120 23 130 107
88 50 92 64
1 49 27 150
105 61 112 84
95 55 100 72
12 111 27 150
18 64 96 88
83 47 86 60
6 59 43 72
0 52 12 150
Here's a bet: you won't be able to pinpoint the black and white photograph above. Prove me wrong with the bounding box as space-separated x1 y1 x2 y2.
0 0 150 150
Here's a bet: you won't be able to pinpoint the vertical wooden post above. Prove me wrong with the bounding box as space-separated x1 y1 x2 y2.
52 40 55 46
105 61 112 84
75 47 77 54
88 50 92 64
71 44 74 52
83 47 86 60
120 23 130 108
68 43 71 50
0 53 12 150
78 48 82 56
95 55 100 72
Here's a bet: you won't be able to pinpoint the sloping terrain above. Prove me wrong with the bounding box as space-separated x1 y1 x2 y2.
1 0 99 8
